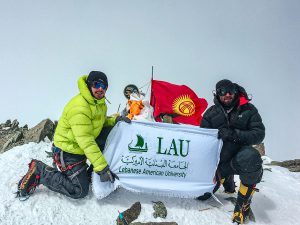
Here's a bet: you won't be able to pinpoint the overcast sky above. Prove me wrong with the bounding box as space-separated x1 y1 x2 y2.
0 0 299 160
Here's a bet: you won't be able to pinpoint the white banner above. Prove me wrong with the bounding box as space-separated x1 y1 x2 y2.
92 121 222 199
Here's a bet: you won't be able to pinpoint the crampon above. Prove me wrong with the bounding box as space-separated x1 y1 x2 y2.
16 160 40 201
232 183 258 224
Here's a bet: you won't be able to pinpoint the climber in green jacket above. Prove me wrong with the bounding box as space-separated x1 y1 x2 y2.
17 71 131 200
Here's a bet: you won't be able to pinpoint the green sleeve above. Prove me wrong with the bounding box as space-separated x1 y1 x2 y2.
103 115 117 127
67 106 108 172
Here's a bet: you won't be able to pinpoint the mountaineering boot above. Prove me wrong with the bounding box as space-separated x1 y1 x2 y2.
232 183 258 224
16 159 41 200
222 175 236 194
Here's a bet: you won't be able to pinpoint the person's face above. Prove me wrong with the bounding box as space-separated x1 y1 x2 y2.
219 92 235 105
91 81 107 100
217 87 236 106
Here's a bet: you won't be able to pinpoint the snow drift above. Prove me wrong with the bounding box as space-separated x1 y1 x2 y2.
1 141 300 225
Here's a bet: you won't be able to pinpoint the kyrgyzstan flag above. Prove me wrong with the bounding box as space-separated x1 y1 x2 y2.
150 80 208 126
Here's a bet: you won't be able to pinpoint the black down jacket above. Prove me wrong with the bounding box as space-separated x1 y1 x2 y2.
200 86 265 163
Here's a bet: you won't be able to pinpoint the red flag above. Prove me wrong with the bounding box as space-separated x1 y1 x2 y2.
150 80 208 126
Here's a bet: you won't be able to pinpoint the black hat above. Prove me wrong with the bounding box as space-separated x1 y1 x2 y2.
86 71 108 88
215 79 240 109
216 79 235 91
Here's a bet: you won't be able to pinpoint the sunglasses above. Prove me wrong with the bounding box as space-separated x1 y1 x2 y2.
92 81 107 90
217 87 236 96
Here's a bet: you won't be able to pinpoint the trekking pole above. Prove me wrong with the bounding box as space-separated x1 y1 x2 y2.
117 104 121 113
144 66 153 98
211 194 232 218
118 210 129 225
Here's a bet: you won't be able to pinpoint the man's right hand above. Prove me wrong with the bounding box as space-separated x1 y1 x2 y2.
116 115 131 123
218 128 236 142
97 165 119 183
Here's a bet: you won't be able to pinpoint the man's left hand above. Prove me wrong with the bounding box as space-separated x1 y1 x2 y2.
97 166 119 183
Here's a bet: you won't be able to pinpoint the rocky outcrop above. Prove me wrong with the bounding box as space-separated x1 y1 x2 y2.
1 131 24 152
270 159 300 172
23 119 55 143
0 119 56 153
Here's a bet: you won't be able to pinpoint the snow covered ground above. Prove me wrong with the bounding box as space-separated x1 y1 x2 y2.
1 141 300 225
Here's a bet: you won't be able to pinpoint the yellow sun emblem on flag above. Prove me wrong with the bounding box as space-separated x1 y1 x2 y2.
172 95 195 116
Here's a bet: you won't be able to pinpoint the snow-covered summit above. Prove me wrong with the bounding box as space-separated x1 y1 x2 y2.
1 142 300 225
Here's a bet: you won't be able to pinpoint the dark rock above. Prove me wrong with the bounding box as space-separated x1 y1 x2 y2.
253 143 265 156
0 119 12 130
23 119 55 143
0 119 21 152
152 201 167 219
1 131 23 153
289 167 300 172
270 159 300 172
116 202 141 225
0 119 56 153
5 119 11 127
263 168 272 172
131 223 178 225
161 115 174 124
161 114 179 124
11 119 19 130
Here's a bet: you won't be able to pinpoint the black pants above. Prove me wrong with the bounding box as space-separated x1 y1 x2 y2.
38 126 114 199
218 146 263 186
38 153 89 199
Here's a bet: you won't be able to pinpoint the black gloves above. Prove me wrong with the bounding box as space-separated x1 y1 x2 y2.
218 128 238 143
116 115 131 123
97 165 119 183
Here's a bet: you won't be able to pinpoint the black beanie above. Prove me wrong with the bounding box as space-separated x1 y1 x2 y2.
216 79 235 91
86 71 108 88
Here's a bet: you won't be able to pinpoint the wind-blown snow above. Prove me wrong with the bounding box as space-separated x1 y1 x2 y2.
1 142 300 225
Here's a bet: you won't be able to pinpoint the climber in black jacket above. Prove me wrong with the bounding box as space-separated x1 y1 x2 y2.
199 79 265 224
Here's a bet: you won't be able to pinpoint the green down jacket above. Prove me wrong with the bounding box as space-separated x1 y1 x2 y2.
53 75 116 172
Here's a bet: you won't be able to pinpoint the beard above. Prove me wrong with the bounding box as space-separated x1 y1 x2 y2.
219 95 239 109
223 97 234 106
93 90 105 99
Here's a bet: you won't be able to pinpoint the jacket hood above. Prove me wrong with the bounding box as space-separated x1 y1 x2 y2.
78 75 106 105
234 83 251 106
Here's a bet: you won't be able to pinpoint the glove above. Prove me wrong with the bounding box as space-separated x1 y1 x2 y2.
218 128 238 142
97 165 119 183
116 115 131 123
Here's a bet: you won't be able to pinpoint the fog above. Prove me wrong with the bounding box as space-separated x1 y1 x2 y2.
0 0 299 160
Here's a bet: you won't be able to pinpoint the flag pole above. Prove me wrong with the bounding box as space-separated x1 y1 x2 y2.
149 65 154 105
151 65 154 81
140 66 153 98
